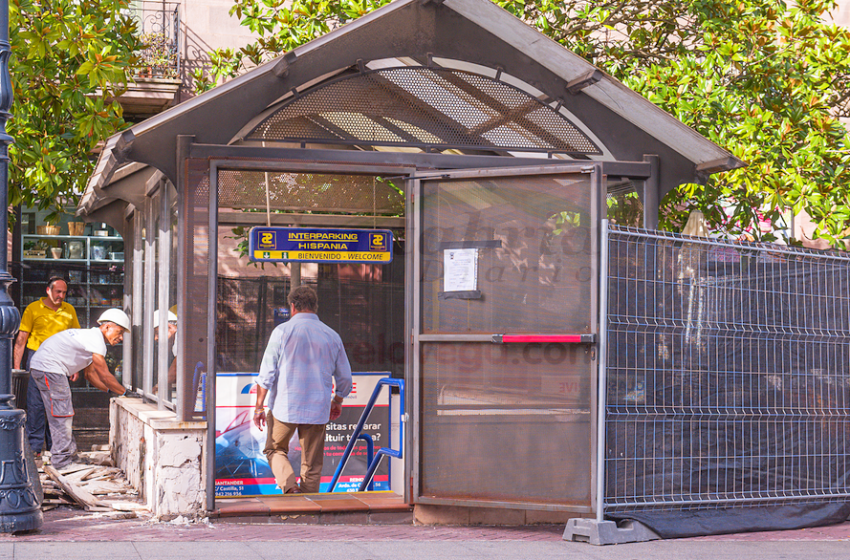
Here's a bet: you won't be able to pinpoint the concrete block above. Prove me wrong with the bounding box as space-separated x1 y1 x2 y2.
110 399 207 519
156 465 203 515
562 518 660 546
524 509 572 525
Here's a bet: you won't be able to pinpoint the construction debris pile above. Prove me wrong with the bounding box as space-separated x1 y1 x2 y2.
38 449 147 515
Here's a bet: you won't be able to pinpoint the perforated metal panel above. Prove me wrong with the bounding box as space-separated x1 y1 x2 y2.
217 170 404 215
181 158 212 418
246 67 602 155
415 168 599 509
420 174 595 334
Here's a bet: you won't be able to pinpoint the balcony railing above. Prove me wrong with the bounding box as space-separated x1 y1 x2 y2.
127 1 181 80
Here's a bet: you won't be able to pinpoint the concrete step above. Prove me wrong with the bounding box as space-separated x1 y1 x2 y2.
210 491 412 525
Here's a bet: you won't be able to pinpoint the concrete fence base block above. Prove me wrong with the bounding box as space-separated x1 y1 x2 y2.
563 518 661 545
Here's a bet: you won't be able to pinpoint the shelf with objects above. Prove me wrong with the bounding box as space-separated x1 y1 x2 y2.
21 234 124 326
18 220 124 374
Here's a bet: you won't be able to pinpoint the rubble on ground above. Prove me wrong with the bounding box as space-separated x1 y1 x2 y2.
39 447 147 517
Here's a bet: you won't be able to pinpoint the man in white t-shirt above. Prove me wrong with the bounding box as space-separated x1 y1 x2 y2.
29 308 130 469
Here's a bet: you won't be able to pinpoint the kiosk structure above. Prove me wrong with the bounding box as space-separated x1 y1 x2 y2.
78 0 745 526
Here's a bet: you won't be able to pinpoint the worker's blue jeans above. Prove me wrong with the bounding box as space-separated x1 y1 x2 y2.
24 353 52 454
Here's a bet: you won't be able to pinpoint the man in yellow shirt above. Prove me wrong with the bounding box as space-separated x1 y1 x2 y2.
14 276 80 456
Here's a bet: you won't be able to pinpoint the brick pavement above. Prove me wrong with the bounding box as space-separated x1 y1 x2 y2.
2 506 849 543
0 507 565 542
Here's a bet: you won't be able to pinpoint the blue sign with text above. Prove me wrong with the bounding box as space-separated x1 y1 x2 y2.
248 227 393 264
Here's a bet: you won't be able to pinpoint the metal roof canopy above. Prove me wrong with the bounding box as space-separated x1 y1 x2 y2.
80 0 743 221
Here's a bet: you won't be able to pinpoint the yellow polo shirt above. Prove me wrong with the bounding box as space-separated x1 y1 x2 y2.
19 299 81 351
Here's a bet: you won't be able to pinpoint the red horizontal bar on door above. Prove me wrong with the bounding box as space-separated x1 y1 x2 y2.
500 334 588 344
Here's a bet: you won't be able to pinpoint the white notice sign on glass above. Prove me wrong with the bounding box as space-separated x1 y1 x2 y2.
443 248 478 292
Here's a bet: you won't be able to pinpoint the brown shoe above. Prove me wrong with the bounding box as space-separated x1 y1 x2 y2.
284 486 302 494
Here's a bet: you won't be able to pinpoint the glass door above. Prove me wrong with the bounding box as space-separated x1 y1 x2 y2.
411 165 601 511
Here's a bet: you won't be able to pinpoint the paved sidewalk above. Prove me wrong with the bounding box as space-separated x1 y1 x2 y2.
0 507 847 559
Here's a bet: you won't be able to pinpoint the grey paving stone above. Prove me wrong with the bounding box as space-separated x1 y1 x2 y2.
245 541 369 560
14 542 138 560
132 542 261 559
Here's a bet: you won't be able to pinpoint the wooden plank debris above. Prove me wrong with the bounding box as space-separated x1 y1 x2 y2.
111 501 147 512
43 465 107 511
83 480 128 495
64 467 98 483
36 450 145 514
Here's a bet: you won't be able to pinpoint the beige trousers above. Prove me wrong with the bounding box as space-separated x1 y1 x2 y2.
263 411 326 494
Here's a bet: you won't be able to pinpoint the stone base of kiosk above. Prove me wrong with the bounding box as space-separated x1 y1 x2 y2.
110 398 207 519
413 504 574 526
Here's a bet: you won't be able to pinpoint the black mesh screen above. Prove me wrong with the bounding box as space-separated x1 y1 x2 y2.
246 67 602 155
214 167 406 377
217 170 404 216
420 341 592 505
215 257 405 378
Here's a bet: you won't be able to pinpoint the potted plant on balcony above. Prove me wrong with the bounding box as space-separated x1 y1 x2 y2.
138 32 176 79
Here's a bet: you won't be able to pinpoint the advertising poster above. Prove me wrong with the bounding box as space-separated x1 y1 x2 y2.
215 372 390 497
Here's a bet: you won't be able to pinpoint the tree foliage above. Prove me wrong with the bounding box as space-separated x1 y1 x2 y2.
10 0 142 222
199 0 850 244
191 0 391 91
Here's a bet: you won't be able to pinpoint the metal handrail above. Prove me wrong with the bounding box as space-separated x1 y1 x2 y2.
329 377 404 493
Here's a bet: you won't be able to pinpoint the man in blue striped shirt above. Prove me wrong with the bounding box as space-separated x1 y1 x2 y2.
253 286 353 494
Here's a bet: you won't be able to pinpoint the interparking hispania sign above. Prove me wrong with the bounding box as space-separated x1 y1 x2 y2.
249 227 393 264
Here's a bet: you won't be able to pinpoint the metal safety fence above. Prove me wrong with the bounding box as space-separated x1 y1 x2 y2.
600 224 850 515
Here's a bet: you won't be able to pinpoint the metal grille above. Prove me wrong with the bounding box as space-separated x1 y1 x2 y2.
127 1 181 79
604 225 850 513
246 67 602 155
217 170 404 215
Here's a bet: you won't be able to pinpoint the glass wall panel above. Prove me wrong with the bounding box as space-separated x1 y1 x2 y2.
419 341 592 504
417 171 597 508
180 159 211 419
131 215 144 391
420 174 594 334
166 184 178 403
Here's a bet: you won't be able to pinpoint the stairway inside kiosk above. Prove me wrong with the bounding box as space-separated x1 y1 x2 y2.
212 171 408 519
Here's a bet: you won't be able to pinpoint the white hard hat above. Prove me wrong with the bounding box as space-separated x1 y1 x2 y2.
153 310 178 328
97 308 131 332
